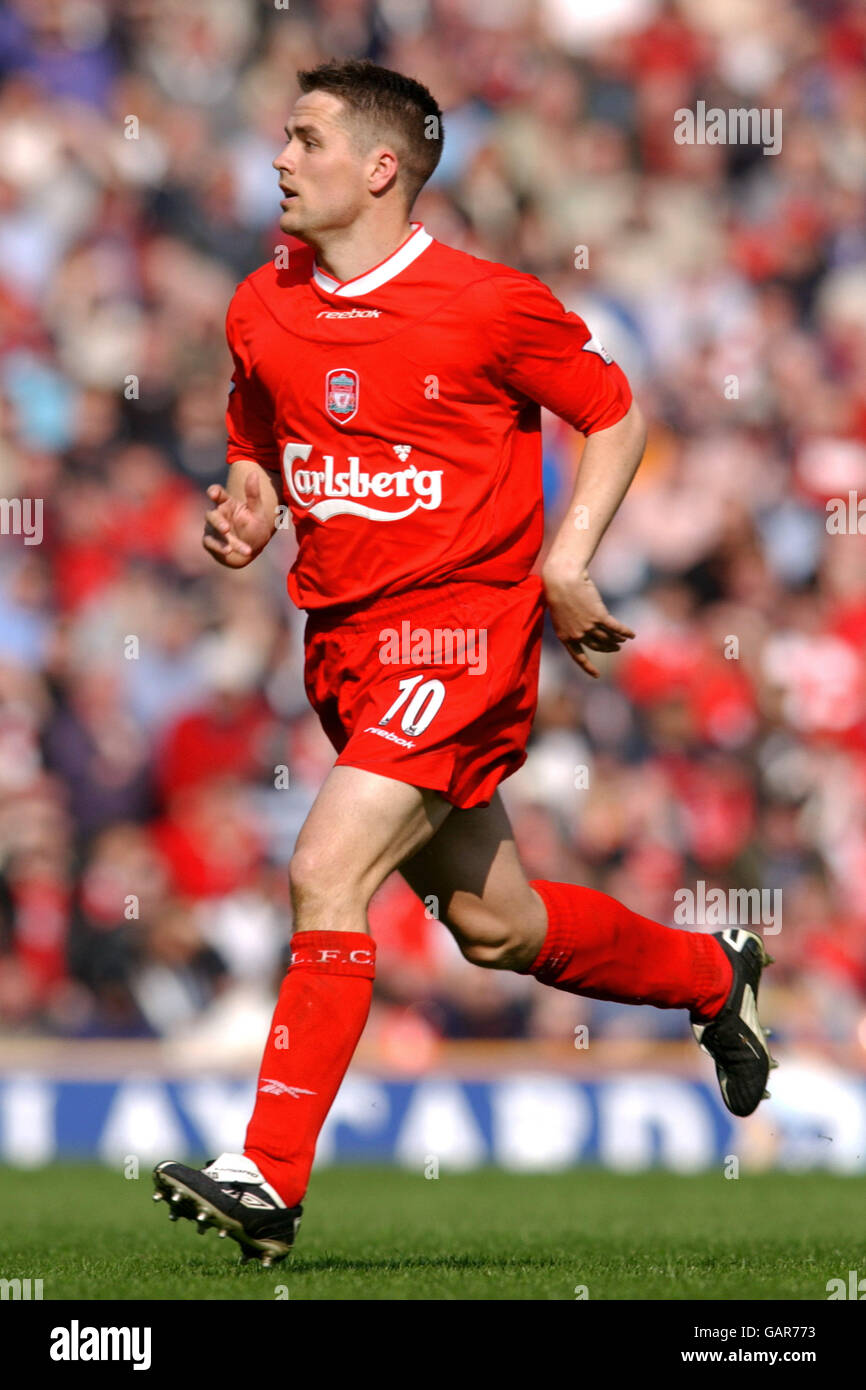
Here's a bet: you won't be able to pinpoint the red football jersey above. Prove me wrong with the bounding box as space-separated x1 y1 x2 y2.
225 222 632 610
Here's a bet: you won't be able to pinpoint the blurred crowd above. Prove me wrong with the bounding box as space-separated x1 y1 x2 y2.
0 0 865 1059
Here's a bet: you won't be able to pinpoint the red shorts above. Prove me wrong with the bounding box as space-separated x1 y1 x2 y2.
303 575 545 808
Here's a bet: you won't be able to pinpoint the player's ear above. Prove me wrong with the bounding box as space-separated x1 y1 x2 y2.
368 147 399 196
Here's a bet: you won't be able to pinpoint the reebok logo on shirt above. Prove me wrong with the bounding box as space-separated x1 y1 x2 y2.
316 308 381 318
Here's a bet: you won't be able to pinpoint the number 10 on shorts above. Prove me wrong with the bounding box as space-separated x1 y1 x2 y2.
379 675 445 737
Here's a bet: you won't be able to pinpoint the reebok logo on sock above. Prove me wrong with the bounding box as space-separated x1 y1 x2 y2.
258 1080 317 1098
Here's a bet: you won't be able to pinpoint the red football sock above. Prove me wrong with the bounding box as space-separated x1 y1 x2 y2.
244 930 375 1208
524 879 732 1018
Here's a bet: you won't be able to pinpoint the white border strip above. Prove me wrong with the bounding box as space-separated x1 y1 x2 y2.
313 224 433 298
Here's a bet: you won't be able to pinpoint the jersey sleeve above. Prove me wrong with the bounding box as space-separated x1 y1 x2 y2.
225 286 281 472
495 272 632 434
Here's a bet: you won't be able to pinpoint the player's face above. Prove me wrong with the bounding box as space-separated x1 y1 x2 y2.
273 91 372 240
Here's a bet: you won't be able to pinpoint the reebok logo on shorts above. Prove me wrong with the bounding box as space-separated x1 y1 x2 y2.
363 726 416 749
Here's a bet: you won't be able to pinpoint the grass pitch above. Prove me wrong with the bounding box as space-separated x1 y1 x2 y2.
2 1164 864 1301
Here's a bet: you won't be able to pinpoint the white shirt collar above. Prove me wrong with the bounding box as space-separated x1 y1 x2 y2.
313 222 433 298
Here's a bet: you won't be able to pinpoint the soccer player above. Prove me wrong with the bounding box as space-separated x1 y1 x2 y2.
153 60 776 1267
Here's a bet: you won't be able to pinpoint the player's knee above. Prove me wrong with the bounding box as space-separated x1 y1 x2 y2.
288 846 345 912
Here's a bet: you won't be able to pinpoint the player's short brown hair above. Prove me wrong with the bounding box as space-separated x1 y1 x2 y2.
296 58 443 207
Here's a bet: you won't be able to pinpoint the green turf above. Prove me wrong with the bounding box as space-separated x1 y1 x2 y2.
1 1164 864 1300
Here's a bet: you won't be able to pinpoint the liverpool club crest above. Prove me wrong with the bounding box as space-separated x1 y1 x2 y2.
325 367 359 424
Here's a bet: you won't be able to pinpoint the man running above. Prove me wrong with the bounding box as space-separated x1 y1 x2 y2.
153 59 775 1268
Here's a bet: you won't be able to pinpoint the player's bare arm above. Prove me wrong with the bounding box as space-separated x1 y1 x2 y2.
202 457 280 568
542 399 647 678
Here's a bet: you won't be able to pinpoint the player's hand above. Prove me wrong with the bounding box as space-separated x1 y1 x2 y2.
202 471 273 568
543 567 635 679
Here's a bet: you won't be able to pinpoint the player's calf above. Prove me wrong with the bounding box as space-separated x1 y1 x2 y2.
457 928 540 971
